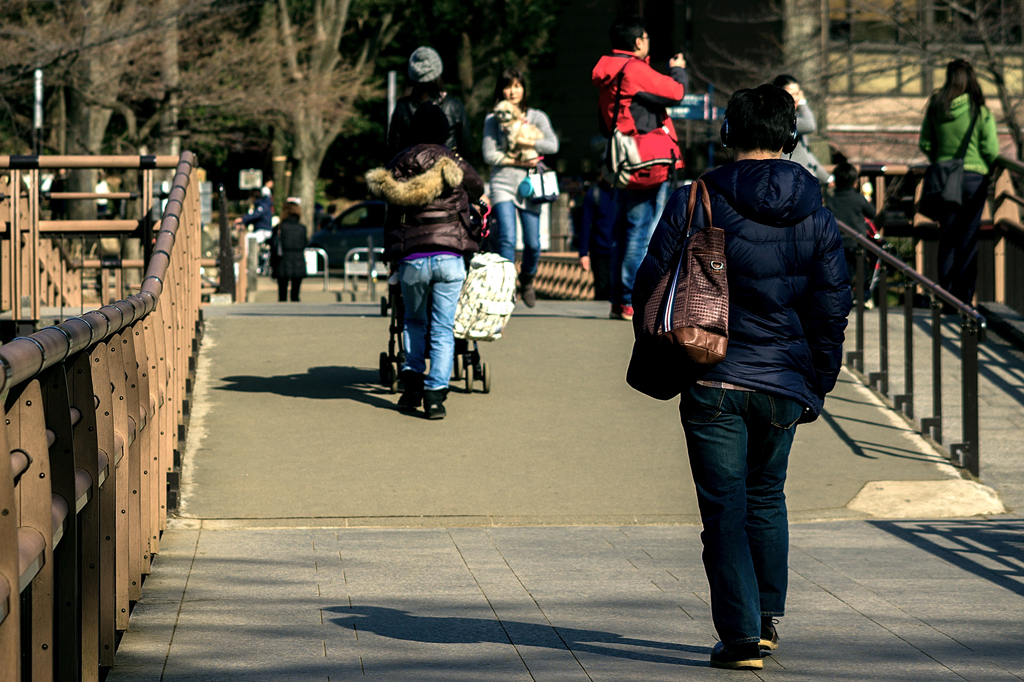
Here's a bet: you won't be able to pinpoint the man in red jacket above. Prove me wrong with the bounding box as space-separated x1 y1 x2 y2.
593 16 687 321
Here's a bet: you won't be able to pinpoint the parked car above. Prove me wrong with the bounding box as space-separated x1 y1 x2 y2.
308 200 386 270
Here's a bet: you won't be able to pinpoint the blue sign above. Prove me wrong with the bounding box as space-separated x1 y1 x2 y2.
667 94 722 121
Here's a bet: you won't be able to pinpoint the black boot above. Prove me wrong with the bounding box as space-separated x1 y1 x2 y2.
398 371 424 412
423 388 448 420
519 273 537 308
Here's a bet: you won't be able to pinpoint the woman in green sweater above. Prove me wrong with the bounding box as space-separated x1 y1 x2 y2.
919 59 1000 309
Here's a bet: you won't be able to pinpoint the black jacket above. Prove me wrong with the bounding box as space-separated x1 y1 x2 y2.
826 189 876 249
635 160 852 421
388 95 471 158
272 216 309 279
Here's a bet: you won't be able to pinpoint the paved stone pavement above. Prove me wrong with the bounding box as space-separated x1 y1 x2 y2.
104 300 1024 680
110 520 1024 681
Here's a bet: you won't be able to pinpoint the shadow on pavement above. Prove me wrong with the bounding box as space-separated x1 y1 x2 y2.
871 518 1024 597
215 366 396 409
325 605 710 666
913 314 1024 411
819 408 947 464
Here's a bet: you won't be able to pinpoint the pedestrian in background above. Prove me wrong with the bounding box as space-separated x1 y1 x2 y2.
236 189 274 236
577 177 616 301
634 84 851 670
919 58 1000 310
388 47 471 158
826 160 877 300
272 199 308 302
593 16 687 321
772 75 831 186
368 103 485 419
482 67 560 307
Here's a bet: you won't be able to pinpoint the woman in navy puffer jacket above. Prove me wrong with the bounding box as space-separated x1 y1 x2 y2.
633 85 851 671
635 143 851 421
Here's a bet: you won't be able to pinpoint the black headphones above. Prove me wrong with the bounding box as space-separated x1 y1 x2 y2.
720 117 799 155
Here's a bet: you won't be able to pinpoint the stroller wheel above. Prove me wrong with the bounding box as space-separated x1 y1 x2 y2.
389 362 400 394
481 362 491 394
380 296 389 317
379 352 390 386
453 353 463 380
464 362 474 394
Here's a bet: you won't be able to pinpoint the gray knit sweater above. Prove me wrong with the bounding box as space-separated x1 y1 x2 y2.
482 108 559 212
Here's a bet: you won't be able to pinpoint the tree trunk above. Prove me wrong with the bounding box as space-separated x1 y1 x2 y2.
66 83 113 220
46 87 67 155
160 0 181 159
782 0 825 127
290 143 326 239
272 126 289 210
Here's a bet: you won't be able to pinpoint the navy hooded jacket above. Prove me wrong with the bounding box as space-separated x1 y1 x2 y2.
634 159 852 421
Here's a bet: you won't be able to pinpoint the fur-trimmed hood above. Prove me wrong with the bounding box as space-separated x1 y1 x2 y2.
366 156 464 207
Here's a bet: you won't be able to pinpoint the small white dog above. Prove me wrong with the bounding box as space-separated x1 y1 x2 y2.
493 100 543 162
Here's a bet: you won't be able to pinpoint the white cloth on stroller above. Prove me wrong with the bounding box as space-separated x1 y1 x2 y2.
454 253 517 341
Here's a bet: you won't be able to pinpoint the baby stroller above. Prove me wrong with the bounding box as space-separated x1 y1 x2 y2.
378 275 405 393
379 201 515 394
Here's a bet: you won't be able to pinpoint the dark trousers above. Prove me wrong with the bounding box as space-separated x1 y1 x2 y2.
277 277 302 302
938 172 989 307
590 253 611 301
680 384 802 646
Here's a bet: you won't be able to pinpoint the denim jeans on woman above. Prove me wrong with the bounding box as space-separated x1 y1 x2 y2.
611 182 669 306
492 201 541 276
680 384 803 647
399 254 466 391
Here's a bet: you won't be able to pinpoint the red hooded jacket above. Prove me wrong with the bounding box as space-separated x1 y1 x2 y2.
592 51 687 140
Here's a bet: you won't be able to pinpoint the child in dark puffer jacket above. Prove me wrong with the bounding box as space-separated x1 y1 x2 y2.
826 161 877 298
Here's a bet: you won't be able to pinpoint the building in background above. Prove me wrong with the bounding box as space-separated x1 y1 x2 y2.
529 0 1019 176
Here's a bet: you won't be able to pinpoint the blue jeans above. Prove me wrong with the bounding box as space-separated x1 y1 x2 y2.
399 254 466 391
646 181 670 243
679 384 803 647
493 201 541 277
611 184 666 306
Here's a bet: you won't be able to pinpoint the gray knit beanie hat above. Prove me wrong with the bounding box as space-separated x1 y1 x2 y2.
408 46 443 83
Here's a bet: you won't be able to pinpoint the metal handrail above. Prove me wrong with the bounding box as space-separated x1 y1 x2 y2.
837 218 984 477
0 151 200 680
304 247 330 291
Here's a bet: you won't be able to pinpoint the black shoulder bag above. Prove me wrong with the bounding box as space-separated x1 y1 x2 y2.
919 103 979 221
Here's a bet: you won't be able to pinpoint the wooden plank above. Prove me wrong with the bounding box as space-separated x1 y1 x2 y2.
88 342 118 666
106 335 131 631
118 330 143 601
41 366 81 681
9 380 55 682
151 301 170 528
128 322 155 573
68 351 102 681
136 317 160 555
0 400 20 682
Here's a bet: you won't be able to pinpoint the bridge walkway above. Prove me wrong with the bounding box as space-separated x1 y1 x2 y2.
106 301 1023 681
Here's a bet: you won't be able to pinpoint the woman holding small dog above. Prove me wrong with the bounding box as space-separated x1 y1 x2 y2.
482 68 559 306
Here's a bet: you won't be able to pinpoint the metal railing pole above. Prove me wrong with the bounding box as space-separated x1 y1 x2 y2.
893 281 915 418
870 263 889 395
956 319 981 477
847 246 865 373
921 297 943 443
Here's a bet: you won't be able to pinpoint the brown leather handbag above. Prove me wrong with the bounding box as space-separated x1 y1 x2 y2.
626 179 729 399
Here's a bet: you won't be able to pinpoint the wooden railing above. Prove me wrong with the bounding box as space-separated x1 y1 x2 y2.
0 152 201 681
